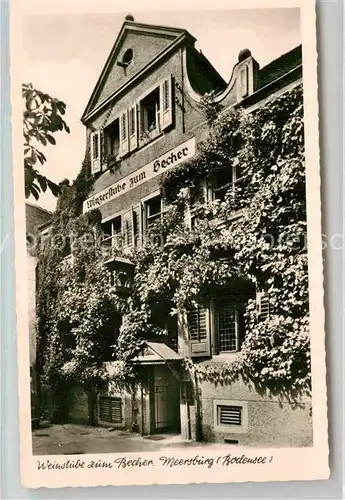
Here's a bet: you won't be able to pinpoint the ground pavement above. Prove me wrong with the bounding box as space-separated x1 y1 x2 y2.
32 424 226 455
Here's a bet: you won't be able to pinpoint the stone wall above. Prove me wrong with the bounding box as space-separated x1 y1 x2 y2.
198 378 312 447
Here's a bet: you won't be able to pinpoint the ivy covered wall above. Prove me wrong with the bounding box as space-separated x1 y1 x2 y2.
36 84 310 423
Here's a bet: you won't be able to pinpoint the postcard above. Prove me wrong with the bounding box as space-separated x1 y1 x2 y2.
11 0 329 488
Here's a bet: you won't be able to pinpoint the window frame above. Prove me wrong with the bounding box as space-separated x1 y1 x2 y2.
137 75 173 146
212 162 246 202
102 214 122 253
139 86 161 141
211 296 241 355
141 191 164 232
104 117 121 160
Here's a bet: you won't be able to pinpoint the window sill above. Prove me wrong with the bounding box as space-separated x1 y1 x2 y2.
138 131 164 151
211 353 240 363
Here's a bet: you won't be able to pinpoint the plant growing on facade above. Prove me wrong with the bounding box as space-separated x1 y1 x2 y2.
35 157 129 422
36 84 310 424
198 90 224 124
157 84 309 394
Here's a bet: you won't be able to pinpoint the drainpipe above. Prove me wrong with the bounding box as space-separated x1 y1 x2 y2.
194 371 202 442
186 385 192 440
180 47 186 134
140 382 145 436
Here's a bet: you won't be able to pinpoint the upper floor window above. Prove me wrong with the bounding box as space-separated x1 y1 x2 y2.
102 215 122 251
139 76 173 146
104 118 120 161
144 195 163 230
101 205 142 259
140 87 160 139
122 48 133 66
212 164 243 202
89 75 173 175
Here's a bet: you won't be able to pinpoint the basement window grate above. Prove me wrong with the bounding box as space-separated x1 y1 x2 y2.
218 405 242 426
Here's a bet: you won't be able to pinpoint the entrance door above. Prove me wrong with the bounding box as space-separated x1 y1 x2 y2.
153 366 180 433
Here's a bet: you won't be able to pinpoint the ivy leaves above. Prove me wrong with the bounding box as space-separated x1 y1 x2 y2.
23 83 70 199
37 84 310 397
147 85 310 393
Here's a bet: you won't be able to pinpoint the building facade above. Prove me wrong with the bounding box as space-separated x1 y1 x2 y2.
75 15 311 446
26 203 52 426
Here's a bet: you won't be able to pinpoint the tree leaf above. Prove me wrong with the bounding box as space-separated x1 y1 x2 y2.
46 134 56 145
46 179 61 197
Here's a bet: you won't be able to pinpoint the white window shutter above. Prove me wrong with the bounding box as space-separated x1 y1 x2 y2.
129 105 138 151
131 204 142 248
188 305 211 357
257 291 270 319
119 110 129 156
160 75 173 131
90 130 102 174
121 210 133 251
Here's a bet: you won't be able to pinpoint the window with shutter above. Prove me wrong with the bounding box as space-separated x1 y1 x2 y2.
90 131 102 174
122 210 133 250
99 396 122 424
144 195 162 230
213 295 239 353
139 87 160 141
257 291 271 319
132 204 142 248
119 111 129 156
104 118 120 160
188 305 211 357
101 216 122 259
160 75 173 131
129 105 138 151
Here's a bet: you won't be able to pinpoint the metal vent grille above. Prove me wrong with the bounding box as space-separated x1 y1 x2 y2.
99 397 122 423
218 405 242 426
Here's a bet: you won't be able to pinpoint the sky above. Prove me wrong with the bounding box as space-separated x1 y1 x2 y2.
22 7 301 212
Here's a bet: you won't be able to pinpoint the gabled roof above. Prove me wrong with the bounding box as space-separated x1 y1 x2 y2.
259 45 302 89
133 342 183 364
81 18 196 122
25 202 53 234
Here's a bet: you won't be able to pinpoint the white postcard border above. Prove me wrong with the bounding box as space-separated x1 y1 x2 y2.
11 0 329 489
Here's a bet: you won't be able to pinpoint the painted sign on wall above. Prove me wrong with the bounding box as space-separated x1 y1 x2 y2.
83 137 196 213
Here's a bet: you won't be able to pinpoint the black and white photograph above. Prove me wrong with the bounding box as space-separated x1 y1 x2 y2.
11 0 328 488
